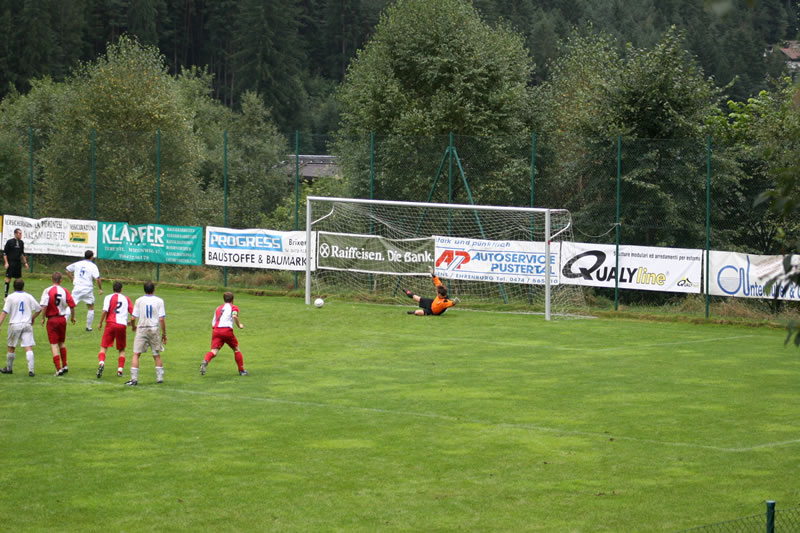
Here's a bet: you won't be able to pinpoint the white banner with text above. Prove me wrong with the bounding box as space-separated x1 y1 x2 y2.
2 215 97 257
205 226 314 271
559 242 703 293
709 251 800 301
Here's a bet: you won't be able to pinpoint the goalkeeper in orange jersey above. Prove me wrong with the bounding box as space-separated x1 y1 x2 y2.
403 267 460 316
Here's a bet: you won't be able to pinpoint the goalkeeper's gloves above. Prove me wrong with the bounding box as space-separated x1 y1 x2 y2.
428 265 436 277
453 297 460 305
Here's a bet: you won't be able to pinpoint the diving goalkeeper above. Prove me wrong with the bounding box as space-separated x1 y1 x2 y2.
404 267 460 316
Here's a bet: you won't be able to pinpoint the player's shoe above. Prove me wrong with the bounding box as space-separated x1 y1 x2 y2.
239 370 248 376
156 379 163 384
407 310 416 315
125 379 137 386
85 327 92 332
0 367 12 374
97 364 104 378
61 366 68 374
28 371 34 377
55 368 65 376
117 369 123 377
200 361 207 376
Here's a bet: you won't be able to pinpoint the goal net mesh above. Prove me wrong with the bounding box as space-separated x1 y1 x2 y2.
307 197 587 317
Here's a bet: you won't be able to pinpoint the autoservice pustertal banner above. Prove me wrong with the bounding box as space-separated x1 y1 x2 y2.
98 222 203 265
559 242 702 293
710 251 800 301
434 235 558 284
316 232 432 274
2 215 97 257
206 226 315 271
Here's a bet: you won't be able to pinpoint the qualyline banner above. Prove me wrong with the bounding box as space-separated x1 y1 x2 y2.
559 242 703 293
2 215 97 257
316 232 430 274
98 222 203 265
434 235 558 285
205 226 315 271
710 251 800 301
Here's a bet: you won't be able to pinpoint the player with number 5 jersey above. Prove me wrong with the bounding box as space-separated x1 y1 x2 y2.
39 272 76 375
96 281 133 379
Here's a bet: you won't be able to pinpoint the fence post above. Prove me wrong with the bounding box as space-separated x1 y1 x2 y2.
156 129 161 282
223 130 228 287
28 127 34 273
766 500 775 533
614 134 621 311
294 130 300 289
705 135 711 319
530 132 536 208
91 128 96 219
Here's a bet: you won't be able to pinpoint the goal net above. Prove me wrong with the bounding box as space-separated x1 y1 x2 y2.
305 196 587 319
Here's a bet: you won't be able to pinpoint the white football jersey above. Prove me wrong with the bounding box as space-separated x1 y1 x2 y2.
66 259 100 288
132 294 166 328
3 291 42 324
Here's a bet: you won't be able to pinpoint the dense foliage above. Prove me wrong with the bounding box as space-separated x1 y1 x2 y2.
0 0 796 134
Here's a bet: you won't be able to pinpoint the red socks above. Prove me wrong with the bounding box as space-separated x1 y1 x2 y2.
234 351 244 372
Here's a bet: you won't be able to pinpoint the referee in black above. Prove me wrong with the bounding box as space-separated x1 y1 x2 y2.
4 228 28 298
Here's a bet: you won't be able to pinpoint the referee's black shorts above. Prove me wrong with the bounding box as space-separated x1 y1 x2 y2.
5 261 22 279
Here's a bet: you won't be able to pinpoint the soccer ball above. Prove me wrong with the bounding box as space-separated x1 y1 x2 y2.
314 298 324 308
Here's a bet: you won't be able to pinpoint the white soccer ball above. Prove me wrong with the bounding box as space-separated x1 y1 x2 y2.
314 298 324 308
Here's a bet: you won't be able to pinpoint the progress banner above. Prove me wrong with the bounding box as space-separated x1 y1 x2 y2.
98 222 202 265
709 251 800 301
560 243 702 293
316 232 432 275
205 227 314 271
433 236 557 285
2 215 97 257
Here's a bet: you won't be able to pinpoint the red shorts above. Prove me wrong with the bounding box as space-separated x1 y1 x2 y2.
46 316 67 344
211 328 238 350
101 323 128 350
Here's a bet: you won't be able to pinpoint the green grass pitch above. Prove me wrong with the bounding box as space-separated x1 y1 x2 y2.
0 279 798 531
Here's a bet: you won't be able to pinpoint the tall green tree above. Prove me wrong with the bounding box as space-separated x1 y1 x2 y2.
336 0 535 204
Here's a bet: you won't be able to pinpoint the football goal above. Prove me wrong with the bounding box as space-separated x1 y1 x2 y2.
305 196 586 319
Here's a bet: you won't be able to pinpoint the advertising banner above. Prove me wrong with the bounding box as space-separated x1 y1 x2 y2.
710 251 800 301
316 232 432 274
98 222 202 265
433 236 558 285
559 242 702 293
2 215 97 257
205 227 314 271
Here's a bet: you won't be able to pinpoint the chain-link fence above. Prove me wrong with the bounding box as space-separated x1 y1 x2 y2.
677 501 800 532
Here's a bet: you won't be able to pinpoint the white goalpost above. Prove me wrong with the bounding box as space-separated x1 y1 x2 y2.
305 196 586 320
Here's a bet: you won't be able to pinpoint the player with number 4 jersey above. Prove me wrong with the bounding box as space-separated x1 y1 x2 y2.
97 281 133 379
39 272 76 375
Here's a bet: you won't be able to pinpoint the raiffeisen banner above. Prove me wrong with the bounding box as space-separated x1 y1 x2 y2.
433 236 558 285
2 215 97 257
206 226 314 271
710 251 800 301
560 242 702 293
316 232 431 274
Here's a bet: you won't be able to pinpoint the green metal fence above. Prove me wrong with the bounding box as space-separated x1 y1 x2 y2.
677 501 800 532
0 128 795 316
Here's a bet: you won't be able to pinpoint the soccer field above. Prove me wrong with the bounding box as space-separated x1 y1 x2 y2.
0 280 797 532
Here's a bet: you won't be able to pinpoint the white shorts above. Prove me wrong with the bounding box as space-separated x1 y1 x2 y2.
7 323 35 348
134 328 163 355
72 285 95 305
